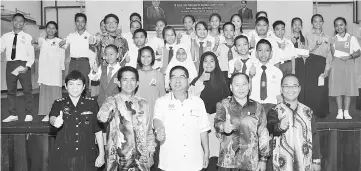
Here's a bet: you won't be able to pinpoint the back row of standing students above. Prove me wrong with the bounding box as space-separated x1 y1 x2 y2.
3 10 360 125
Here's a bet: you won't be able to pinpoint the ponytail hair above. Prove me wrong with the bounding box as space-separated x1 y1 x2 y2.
291 17 305 45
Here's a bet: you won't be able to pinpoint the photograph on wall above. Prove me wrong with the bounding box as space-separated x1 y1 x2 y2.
143 0 257 31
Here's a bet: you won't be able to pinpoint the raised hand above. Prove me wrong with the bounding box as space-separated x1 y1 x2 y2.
53 111 64 128
223 106 234 134
155 127 166 142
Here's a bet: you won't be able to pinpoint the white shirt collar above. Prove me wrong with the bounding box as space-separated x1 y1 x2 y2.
108 62 121 71
165 43 176 50
11 30 24 35
75 30 89 36
336 33 350 40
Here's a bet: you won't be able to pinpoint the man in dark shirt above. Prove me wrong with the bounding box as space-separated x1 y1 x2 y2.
267 74 321 171
49 70 105 171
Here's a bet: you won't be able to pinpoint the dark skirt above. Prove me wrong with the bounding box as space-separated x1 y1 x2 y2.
295 54 329 118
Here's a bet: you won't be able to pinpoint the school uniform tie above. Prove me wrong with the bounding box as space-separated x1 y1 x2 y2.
241 59 249 74
260 65 267 100
226 44 233 61
168 46 173 64
199 42 204 58
11 33 18 60
294 36 299 48
107 66 114 83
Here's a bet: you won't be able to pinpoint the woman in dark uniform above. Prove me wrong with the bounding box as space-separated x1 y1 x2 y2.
49 70 105 171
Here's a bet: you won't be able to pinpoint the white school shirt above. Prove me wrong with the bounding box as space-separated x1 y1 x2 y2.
63 30 92 58
250 62 283 104
1 31 35 67
216 43 238 72
88 62 121 81
228 54 258 78
148 36 165 69
271 37 297 64
38 37 65 86
123 32 136 49
153 92 211 171
333 33 361 58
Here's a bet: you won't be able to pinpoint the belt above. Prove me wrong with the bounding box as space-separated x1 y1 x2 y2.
71 57 89 61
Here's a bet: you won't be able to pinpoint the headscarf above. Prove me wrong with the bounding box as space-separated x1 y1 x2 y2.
191 51 230 113
165 43 197 88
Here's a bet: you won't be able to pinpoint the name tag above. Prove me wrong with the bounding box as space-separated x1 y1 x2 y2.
81 111 93 115
190 109 200 117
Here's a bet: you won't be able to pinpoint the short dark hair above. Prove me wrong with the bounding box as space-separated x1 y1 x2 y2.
137 46 155 68
256 11 268 19
75 13 87 23
169 66 189 79
104 44 119 53
281 74 299 85
311 14 324 23
156 19 167 26
256 16 269 25
130 20 142 29
133 28 148 38
256 39 272 50
234 35 249 45
222 22 235 31
12 13 25 21
183 15 196 23
65 70 86 85
130 12 142 21
195 21 208 31
230 72 249 84
117 66 139 82
103 13 119 23
272 20 286 30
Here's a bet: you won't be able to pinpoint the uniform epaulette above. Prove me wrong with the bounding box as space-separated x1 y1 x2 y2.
56 98 65 102
85 97 95 101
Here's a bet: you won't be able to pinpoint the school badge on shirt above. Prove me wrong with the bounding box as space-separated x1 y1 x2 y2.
149 78 157 86
261 81 266 87
345 42 350 48
168 103 175 110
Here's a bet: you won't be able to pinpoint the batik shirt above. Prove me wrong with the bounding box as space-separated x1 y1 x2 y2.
97 29 129 66
97 94 156 171
214 96 270 170
267 102 320 171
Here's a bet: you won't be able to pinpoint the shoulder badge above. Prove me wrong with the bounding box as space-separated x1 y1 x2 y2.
85 97 95 101
56 98 65 102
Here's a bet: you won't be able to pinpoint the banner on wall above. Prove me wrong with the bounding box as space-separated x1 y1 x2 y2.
143 0 257 31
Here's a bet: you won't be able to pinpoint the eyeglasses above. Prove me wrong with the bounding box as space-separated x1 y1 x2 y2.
282 85 300 89
105 21 118 26
170 75 188 80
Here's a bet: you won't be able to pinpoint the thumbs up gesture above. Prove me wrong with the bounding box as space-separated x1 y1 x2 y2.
223 105 234 134
155 127 166 142
53 111 64 128
279 103 291 131
59 39 66 47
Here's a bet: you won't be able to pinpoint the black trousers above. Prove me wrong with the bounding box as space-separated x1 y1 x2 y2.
6 61 33 116
295 54 329 118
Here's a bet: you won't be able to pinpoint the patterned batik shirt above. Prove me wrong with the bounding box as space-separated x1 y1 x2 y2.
214 96 270 170
97 94 156 171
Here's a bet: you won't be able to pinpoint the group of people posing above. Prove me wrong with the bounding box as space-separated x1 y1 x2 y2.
1 9 360 171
